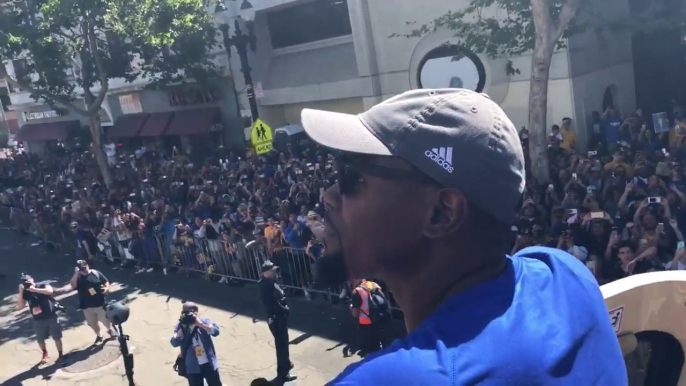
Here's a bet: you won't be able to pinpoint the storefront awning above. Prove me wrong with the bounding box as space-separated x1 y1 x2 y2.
165 107 222 136
138 112 173 137
108 113 149 139
14 120 80 142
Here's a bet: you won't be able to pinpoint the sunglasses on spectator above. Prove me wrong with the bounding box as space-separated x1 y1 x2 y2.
334 154 437 195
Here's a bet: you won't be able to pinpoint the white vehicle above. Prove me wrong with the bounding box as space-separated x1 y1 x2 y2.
272 124 309 152
605 272 686 385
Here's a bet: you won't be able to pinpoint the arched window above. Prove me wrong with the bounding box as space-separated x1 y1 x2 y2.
417 45 486 92
603 85 617 111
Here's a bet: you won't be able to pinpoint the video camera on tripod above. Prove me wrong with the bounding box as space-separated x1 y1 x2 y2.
104 300 135 386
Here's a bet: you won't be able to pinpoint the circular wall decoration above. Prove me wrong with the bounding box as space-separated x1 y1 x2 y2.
417 45 486 92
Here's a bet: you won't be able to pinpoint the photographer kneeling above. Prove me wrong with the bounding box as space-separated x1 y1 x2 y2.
16 274 66 364
70 260 117 345
171 302 222 386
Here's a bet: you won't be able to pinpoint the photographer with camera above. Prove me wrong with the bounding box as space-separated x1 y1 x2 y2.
171 302 222 386
70 260 117 345
258 261 296 384
16 274 66 364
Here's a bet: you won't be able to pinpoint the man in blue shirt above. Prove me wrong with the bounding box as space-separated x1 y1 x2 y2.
284 214 310 249
300 89 626 385
170 302 221 386
602 105 623 149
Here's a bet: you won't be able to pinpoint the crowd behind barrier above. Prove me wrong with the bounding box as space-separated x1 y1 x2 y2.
0 204 400 312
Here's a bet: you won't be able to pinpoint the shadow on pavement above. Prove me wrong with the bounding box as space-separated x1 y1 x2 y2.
0 230 407 358
0 362 61 385
0 237 145 350
0 342 118 385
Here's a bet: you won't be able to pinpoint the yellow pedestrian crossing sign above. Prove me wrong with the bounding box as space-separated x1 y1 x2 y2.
255 141 273 155
251 119 273 146
250 119 274 155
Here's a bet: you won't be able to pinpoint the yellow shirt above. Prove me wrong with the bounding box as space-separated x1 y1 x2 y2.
264 225 275 240
560 129 577 151
669 122 686 150
603 161 634 178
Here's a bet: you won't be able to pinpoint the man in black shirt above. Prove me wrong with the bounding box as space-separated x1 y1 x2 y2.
258 261 296 384
70 260 116 345
16 274 65 364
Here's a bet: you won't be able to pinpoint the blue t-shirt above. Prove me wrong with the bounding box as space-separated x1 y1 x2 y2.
603 116 622 143
329 247 626 385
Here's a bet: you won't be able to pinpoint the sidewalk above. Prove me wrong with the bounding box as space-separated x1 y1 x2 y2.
0 230 404 385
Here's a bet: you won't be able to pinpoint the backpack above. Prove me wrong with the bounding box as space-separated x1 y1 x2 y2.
361 285 390 323
173 326 198 377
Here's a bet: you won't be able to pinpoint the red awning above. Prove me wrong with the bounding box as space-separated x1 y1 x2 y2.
15 120 80 142
165 107 222 136
108 113 149 139
138 112 173 137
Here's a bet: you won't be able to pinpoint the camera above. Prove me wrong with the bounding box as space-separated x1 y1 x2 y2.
179 309 196 324
20 273 32 289
105 300 130 324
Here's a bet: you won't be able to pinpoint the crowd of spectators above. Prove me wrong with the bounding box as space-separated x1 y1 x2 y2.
515 105 686 284
2 104 686 290
0 138 330 294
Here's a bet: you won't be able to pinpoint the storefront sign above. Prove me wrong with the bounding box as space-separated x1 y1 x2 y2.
119 94 143 115
168 89 219 107
23 110 60 121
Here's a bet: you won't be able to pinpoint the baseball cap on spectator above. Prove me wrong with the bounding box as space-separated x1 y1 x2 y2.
261 260 279 273
301 89 525 224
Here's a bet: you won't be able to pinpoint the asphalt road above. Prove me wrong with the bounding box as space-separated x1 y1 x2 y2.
0 230 403 385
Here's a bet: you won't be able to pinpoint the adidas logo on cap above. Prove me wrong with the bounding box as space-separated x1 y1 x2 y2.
425 147 454 173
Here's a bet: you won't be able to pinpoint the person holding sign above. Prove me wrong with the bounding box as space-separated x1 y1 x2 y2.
16 273 66 364
70 260 117 345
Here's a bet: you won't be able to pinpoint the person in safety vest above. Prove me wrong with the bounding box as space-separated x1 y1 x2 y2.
350 279 389 355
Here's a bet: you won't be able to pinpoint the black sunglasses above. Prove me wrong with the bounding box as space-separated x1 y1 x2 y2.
334 154 437 195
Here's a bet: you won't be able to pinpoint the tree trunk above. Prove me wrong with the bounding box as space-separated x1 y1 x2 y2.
527 38 556 185
89 114 113 187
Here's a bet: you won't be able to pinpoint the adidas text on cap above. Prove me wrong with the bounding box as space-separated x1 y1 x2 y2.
300 88 525 225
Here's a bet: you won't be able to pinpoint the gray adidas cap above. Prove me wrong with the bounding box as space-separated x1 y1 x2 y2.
300 88 525 224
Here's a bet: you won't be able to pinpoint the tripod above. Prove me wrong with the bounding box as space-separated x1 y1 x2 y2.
115 323 135 386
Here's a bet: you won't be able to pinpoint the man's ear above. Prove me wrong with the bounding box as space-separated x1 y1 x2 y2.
422 189 467 239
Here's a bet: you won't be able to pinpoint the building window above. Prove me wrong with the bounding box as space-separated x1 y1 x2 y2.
417 46 486 92
603 85 617 111
267 0 352 49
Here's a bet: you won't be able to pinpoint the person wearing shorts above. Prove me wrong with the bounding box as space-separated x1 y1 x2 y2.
17 274 65 364
70 260 117 345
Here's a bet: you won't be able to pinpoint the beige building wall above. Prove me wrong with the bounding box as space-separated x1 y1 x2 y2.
230 0 635 150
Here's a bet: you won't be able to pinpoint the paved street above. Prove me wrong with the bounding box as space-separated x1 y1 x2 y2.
0 231 398 385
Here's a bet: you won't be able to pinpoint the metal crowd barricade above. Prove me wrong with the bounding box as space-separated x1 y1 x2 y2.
0 209 401 313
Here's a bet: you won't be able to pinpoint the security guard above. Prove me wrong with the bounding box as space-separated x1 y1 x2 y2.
258 261 296 384
351 279 387 355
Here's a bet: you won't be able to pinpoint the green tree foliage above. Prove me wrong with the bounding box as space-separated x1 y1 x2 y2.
0 0 219 185
401 0 685 182
399 0 585 183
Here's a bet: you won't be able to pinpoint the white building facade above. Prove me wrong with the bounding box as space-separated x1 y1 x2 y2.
228 0 636 149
